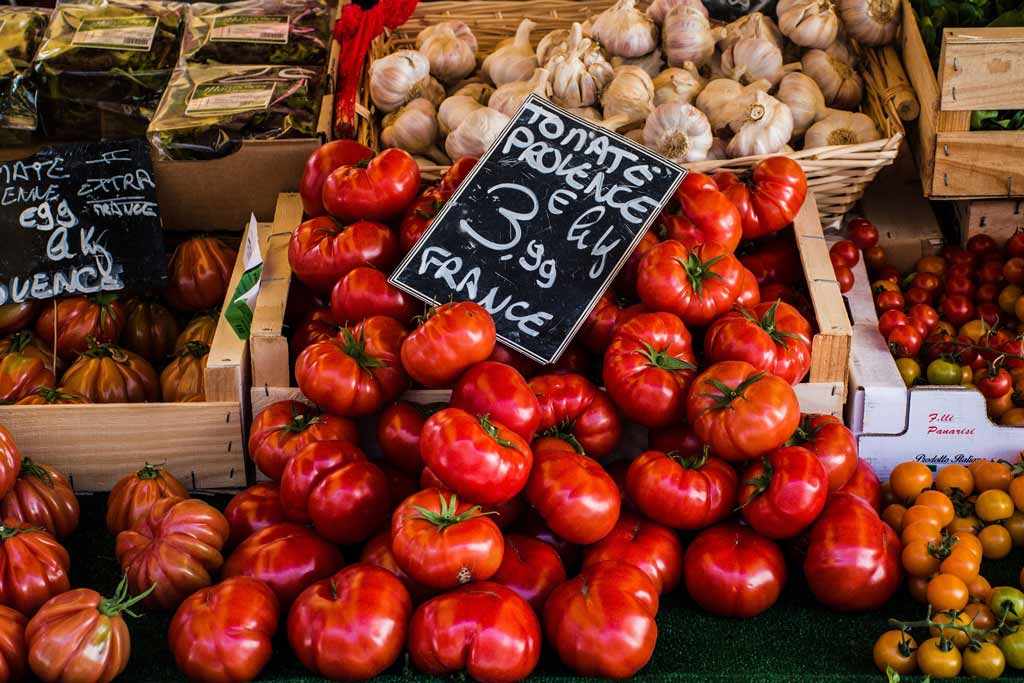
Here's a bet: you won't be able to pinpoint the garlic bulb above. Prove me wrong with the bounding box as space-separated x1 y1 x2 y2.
381 99 439 155
726 91 794 158
663 5 715 67
445 107 511 160
489 68 552 117
720 37 788 86
804 109 881 147
826 40 858 67
601 66 655 126
549 25 614 108
591 0 658 58
776 72 826 137
568 106 603 122
717 13 784 52
421 78 446 108
801 48 863 110
647 0 708 24
438 95 484 136
653 64 705 106
417 21 478 84
707 137 728 160
839 0 900 46
777 0 840 49
369 50 431 113
642 102 713 162
482 19 538 87
449 81 494 104
697 78 765 132
612 49 666 78
537 28 570 67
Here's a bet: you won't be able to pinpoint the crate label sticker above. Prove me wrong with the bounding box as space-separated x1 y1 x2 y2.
185 82 274 117
225 214 264 340
71 16 158 51
210 14 289 44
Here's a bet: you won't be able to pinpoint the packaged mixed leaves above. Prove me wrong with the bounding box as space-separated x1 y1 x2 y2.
148 63 323 160
182 0 332 67
0 6 50 144
33 0 186 140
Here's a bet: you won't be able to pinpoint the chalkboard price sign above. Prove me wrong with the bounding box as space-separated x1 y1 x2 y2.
390 95 686 365
0 138 166 305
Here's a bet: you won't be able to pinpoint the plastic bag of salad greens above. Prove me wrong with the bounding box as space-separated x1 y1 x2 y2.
148 63 322 160
182 0 331 67
0 6 50 145
33 0 186 140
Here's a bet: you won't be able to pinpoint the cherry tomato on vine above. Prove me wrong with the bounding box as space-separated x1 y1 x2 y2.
873 630 917 675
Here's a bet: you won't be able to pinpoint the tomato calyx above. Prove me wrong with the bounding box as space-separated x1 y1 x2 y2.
136 462 167 480
698 372 766 412
7 330 33 354
81 338 129 362
737 459 774 508
640 343 696 373
669 447 709 470
339 328 387 370
28 387 75 404
0 523 44 540
175 341 211 361
742 300 802 349
786 416 822 447
98 576 156 618
477 414 519 449
540 421 584 454
675 252 725 296
409 492 495 531
93 292 120 329
274 404 325 435
414 199 443 219
20 457 54 488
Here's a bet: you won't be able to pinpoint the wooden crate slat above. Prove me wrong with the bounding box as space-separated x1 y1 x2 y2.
932 131 1024 198
954 198 1024 244
939 28 1024 111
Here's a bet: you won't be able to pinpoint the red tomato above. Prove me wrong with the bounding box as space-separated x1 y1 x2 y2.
288 217 399 294
168 577 279 683
544 561 658 679
0 302 38 337
908 304 940 332
391 489 504 590
704 300 813 385
830 251 849 270
1005 257 1024 285
967 234 1000 257
222 523 344 607
492 533 567 612
0 605 24 682
738 446 828 538
637 240 743 326
248 400 358 482
450 361 540 441
1008 230 1024 258
978 302 1002 326
835 266 855 294
14 387 87 405
35 295 125 361
288 564 411 681
330 266 420 326
0 459 78 540
838 459 882 510
848 217 879 249
300 140 374 217
164 237 238 312
398 158 477 252
787 414 858 491
904 287 933 307
579 293 637 354
714 157 807 240
626 449 737 530
735 266 763 308
602 312 696 428
529 373 622 459
942 294 977 328
360 530 433 603
831 240 860 267
582 512 683 593
977 259 1006 286
400 302 495 388
105 463 188 535
876 290 906 313
686 361 801 462
223 482 287 549
410 582 540 682
977 366 1012 399
945 275 976 299
613 229 660 298
878 310 910 338
740 238 803 286
976 282 1001 303
116 297 177 366
683 521 786 617
323 148 420 223
0 429 20 503
0 520 69 616
662 171 742 250
544 342 592 376
888 325 923 358
296 316 408 416
377 401 432 476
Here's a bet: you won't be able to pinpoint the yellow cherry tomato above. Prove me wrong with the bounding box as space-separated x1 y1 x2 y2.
873 630 918 675
979 524 1013 559
999 285 1023 314
897 358 921 388
960 319 991 344
936 464 974 497
964 642 1006 679
917 637 963 678
977 489 1015 522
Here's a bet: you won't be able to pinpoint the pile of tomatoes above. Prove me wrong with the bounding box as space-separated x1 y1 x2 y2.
0 235 238 405
828 216 881 294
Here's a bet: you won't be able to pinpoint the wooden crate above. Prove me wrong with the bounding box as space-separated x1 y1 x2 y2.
901 0 1024 198
0 221 266 492
954 198 1024 245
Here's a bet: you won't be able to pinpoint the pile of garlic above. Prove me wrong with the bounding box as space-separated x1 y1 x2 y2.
366 0 895 164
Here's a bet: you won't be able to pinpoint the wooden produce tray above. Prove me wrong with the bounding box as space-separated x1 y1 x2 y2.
953 198 1024 245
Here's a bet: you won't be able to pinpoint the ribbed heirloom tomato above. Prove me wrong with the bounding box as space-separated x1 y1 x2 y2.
106 463 188 535
164 237 237 312
323 148 421 223
288 216 399 294
0 427 21 502
0 605 24 682
35 294 125 360
529 373 622 459
714 157 807 240
580 292 643 353
121 298 178 365
401 302 496 388
491 533 567 611
223 482 287 549
0 332 54 403
299 139 374 217
330 267 420 326
377 400 436 476
0 459 79 540
0 302 37 336
637 240 743 326
247 400 358 482
60 342 159 403
450 361 541 441
582 513 683 593
786 414 859 491
738 446 828 539
625 448 737 530
703 300 813 385
0 521 69 616
658 171 742 251
398 158 477 252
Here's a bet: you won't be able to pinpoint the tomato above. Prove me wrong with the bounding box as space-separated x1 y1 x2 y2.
579 293 630 354
967 233 999 257
0 605 24 681
0 521 69 616
582 513 682 594
223 482 287 549
637 240 742 326
686 361 800 462
0 430 19 511
965 642 1005 679
833 265 854 293
864 245 887 271
248 400 358 482
888 324 922 358
977 489 1014 522
300 139 374 217
168 576 278 683
659 171 742 251
738 446 828 538
401 302 495 387
288 217 399 296
895 358 921 387
935 463 972 497
926 358 962 385
845 217 878 249
1000 285 1022 314
977 283 1002 305
323 148 420 223
874 630 917 675
490 533 566 612
296 316 408 416
411 582 540 682
990 586 1024 623
683 521 786 617
908 303 939 330
164 237 237 312
290 307 342 364
648 422 703 456
980 523 1013 559
450 361 541 441
288 563 411 681
529 373 622 459
399 186 445 254
614 229 660 298
784 414 857 490
120 298 178 365
330 266 420 327
876 290 906 313
804 494 902 611
626 449 736 530
890 461 933 502
36 294 125 361
0 302 37 337
14 388 86 405
60 341 159 403
977 366 1013 399
375 402 426 477
741 238 803 286
942 294 976 327
829 241 860 269
714 160 804 241
174 314 216 352
704 300 813 386
159 340 209 402
359 530 432 603
223 522 344 607
0 459 78 541
735 266 763 307
838 459 882 510
485 343 536 379
918 638 962 678
544 561 658 679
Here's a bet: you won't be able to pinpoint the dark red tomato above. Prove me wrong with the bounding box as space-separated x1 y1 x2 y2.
35 295 125 361
401 302 496 388
830 240 860 267
941 294 976 327
0 520 69 616
222 523 344 607
580 293 630 354
863 246 887 272
637 240 743 326
0 605 25 681
377 401 434 476
488 343 539 378
360 530 432 603
1005 257 1024 285
1008 230 1024 258
942 247 974 268
908 304 940 332
907 317 929 339
967 234 1000 257
603 312 697 428
977 259 1006 286
980 329 1011 364
0 332 54 403
399 187 444 254
288 217 399 295
804 493 902 611
662 172 742 251
878 310 910 338
105 463 187 536
0 459 78 541
289 306 340 364
978 302 1002 326
909 272 941 292
683 521 786 618
288 564 411 681
875 265 902 283
614 229 660 298
835 266 855 294
740 238 803 286
626 449 736 530
945 262 973 280
323 148 420 223
491 533 567 612
735 266 762 308
0 302 38 337
888 325 923 358
450 361 541 441
582 513 683 593
837 459 882 511
945 275 976 298
977 366 1012 399
296 316 408 417
714 158 805 241
121 298 179 365
223 482 287 549
544 561 658 679
976 282 1001 303
248 400 359 482
164 237 237 312
410 582 541 682
436 157 478 196
647 422 704 458
1002 338 1024 370
848 218 880 249
875 291 905 313
787 414 858 491
330 266 420 326
529 374 622 460
300 140 374 217
830 251 849 270
904 287 933 307
738 446 828 539
704 300 813 385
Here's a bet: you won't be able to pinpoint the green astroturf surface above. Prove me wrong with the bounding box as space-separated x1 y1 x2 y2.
65 493 1021 683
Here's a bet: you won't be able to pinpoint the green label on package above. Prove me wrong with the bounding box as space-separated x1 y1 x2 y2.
71 16 158 51
210 14 289 44
185 81 275 117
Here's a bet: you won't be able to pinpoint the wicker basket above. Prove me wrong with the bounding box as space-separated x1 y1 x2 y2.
353 0 905 226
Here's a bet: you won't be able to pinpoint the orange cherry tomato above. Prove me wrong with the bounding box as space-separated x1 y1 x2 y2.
979 524 1012 560
917 637 962 678
1005 511 1024 546
977 490 1015 522
939 547 981 582
930 610 972 649
902 520 944 546
951 530 984 559
890 462 934 503
948 514 981 535
882 504 907 531
1010 476 1024 512
936 465 974 497
902 505 943 530
927 574 970 612
902 539 940 577
965 601 996 629
971 461 1012 492
916 490 955 527
873 630 918 675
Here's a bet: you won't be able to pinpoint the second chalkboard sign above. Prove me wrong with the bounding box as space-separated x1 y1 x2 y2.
390 95 686 365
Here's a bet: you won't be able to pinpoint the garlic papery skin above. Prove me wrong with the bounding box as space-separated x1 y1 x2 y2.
717 13 784 52
568 106 603 122
777 0 840 49
663 5 715 67
707 137 728 160
417 22 478 84
801 48 863 110
449 81 494 105
726 91 794 158
696 78 772 133
720 37 790 86
369 50 431 113
642 102 713 162
549 26 614 108
438 95 484 136
776 72 826 137
612 48 665 78
421 77 446 108
591 0 659 58
647 0 708 25
489 68 552 117
381 98 439 155
482 19 538 86
804 109 881 147
445 107 511 160
537 28 571 67
653 64 705 106
839 0 900 46
600 65 655 126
